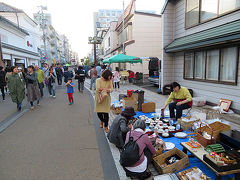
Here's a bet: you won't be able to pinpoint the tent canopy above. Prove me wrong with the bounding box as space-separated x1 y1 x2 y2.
102 54 142 64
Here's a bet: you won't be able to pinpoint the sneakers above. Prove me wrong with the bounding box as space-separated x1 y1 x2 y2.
69 102 72 105
53 96 56 98
71 100 74 104
37 101 40 106
30 106 34 110
50 95 53 97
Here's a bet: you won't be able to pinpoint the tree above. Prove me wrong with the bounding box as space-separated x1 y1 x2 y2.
83 57 92 66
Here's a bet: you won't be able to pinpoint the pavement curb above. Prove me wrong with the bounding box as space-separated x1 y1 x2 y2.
85 81 130 180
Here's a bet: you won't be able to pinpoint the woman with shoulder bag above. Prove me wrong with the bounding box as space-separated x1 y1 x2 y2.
94 69 113 133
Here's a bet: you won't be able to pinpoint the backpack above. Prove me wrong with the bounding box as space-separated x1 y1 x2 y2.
120 131 144 167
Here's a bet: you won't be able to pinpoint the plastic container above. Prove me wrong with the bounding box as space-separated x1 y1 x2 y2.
192 97 207 107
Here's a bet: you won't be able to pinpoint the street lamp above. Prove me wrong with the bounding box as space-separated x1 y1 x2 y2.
88 36 102 65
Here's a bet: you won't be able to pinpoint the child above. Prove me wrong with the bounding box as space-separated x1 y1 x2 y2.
65 78 74 105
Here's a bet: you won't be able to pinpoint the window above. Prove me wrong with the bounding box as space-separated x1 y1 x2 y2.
206 50 219 80
112 11 116 16
106 11 110 16
219 0 240 14
200 0 218 22
185 0 240 28
184 53 194 78
220 47 237 82
194 51 205 79
185 0 199 28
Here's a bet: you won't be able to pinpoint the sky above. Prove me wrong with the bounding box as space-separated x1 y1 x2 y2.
2 0 165 58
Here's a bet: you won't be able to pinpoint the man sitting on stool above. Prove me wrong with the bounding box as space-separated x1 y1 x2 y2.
162 82 192 120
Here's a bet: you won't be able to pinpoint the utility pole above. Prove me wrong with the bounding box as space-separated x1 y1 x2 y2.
122 0 125 54
38 6 47 64
88 36 102 65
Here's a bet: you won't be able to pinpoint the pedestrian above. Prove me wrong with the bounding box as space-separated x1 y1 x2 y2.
123 119 156 179
83 65 89 78
128 70 134 83
48 66 56 98
107 107 135 149
42 63 49 88
65 78 74 105
96 63 102 78
161 82 192 120
25 65 41 110
5 66 12 94
63 67 73 83
90 65 97 90
94 69 113 133
0 66 7 101
7 66 25 111
75 66 85 92
35 65 45 97
55 63 63 85
17 67 25 80
107 65 112 72
113 67 121 91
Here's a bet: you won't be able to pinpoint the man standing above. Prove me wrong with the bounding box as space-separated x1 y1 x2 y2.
0 66 6 101
75 66 85 93
35 65 45 97
96 63 102 78
90 65 97 90
55 63 63 85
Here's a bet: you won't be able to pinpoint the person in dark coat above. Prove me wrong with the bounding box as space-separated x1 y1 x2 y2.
0 66 7 101
25 65 41 110
107 107 135 148
7 66 25 111
75 66 85 92
55 63 63 85
63 67 73 83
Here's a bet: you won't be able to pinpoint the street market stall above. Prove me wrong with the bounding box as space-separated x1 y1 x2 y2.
110 91 239 180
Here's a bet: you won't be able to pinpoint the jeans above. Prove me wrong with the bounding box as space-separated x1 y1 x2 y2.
90 78 96 90
0 86 5 100
78 81 84 91
48 85 55 96
97 113 109 127
57 76 62 85
38 82 44 97
169 102 191 120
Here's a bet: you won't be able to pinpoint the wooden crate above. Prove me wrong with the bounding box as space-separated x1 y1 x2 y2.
177 167 210 180
197 122 230 141
153 148 189 174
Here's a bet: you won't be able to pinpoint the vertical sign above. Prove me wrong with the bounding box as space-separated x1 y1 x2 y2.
0 35 3 67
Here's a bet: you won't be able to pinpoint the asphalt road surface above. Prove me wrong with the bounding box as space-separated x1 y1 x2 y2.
0 86 118 180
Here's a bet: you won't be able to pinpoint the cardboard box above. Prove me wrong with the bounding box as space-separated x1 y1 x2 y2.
178 116 200 131
142 102 156 113
153 148 189 174
122 97 137 111
131 93 139 101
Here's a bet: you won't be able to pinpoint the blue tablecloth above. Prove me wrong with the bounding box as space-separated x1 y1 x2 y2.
112 100 235 179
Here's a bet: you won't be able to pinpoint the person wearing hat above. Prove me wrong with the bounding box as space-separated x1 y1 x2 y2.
107 106 135 148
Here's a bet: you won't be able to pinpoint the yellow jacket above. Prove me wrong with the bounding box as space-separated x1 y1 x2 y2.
165 86 192 106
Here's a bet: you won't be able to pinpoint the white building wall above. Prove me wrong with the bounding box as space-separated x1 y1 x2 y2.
125 13 162 75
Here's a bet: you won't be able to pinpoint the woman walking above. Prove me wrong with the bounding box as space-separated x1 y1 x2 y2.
48 66 56 98
25 66 41 110
94 70 113 133
7 66 25 111
113 67 121 91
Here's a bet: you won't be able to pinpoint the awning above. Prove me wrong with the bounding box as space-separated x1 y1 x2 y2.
165 20 240 53
102 54 142 64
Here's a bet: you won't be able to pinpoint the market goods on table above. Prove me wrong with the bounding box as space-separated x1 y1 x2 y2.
197 121 230 141
205 144 225 154
196 123 215 147
175 132 187 139
177 167 210 180
153 173 179 180
178 116 200 131
153 148 189 174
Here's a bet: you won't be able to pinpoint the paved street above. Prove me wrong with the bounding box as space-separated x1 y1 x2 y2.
0 86 118 180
